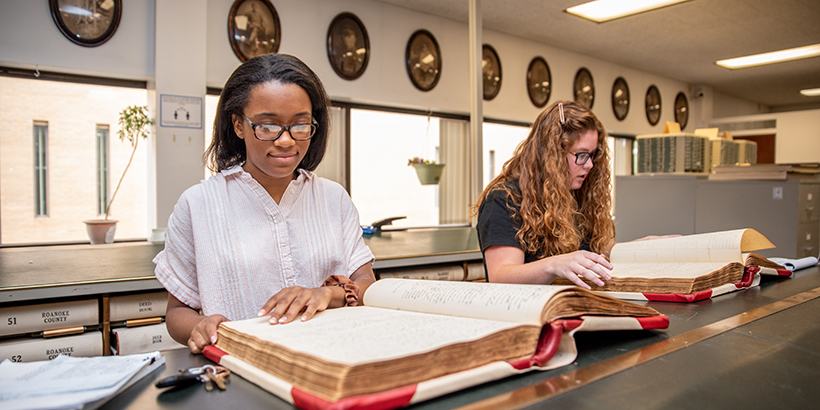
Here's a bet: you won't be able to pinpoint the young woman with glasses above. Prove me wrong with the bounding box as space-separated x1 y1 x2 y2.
155 54 375 354
473 100 616 288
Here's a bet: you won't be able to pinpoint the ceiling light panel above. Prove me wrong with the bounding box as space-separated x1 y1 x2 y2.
800 88 820 97
566 0 691 23
716 44 820 69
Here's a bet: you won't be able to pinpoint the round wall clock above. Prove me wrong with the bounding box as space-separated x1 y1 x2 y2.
482 44 502 100
674 92 689 129
645 85 662 126
405 30 441 91
611 77 630 121
526 57 551 108
49 0 122 47
573 68 595 109
327 12 370 80
228 0 281 62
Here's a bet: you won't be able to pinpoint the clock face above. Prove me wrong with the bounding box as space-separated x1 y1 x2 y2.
645 85 661 126
573 68 594 109
327 12 369 80
526 57 551 108
611 77 630 121
50 0 123 47
482 45 502 100
674 92 689 129
405 30 441 91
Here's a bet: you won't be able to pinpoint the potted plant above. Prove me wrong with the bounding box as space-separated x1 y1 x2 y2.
84 105 153 244
408 156 445 185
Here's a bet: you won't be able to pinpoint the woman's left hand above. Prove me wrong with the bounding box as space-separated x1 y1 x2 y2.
257 285 343 325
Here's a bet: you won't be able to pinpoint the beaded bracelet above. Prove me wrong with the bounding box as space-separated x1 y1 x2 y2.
322 275 360 306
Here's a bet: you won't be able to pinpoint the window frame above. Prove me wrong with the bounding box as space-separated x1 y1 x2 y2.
0 68 148 246
96 125 110 215
33 122 49 217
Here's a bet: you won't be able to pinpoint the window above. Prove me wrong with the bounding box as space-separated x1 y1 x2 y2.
488 150 496 182
96 125 110 215
348 108 472 227
314 106 347 187
482 122 530 189
33 122 48 217
608 135 635 215
350 109 442 227
0 76 147 245
204 93 220 179
609 136 634 177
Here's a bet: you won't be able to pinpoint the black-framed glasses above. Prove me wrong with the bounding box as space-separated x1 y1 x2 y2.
243 116 317 141
568 150 601 165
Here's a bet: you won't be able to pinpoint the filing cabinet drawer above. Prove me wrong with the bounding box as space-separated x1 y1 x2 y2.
797 221 819 258
798 182 819 222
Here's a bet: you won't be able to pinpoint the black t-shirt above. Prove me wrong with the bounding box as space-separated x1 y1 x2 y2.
476 181 590 280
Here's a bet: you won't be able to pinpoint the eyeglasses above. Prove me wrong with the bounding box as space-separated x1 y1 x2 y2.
568 150 601 165
243 116 317 141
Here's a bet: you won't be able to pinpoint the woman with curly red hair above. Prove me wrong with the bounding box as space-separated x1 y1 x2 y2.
474 100 615 288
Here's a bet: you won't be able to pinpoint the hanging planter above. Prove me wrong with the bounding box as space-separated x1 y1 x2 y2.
408 157 445 185
413 163 445 185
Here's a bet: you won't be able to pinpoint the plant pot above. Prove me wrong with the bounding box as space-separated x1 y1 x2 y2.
412 163 445 185
83 219 118 244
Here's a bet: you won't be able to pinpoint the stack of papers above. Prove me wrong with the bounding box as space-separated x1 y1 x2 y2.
767 256 819 271
0 351 164 410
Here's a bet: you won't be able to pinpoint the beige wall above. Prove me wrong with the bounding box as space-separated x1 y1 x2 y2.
0 77 148 244
776 109 820 164
713 91 770 118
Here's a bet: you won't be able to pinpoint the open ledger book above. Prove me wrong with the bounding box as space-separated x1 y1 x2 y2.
203 279 667 410
554 228 789 302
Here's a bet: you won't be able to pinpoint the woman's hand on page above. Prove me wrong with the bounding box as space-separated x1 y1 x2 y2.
258 286 340 325
188 314 228 354
550 251 613 289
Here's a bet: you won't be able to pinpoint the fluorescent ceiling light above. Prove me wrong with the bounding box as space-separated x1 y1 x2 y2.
800 88 820 97
716 44 820 69
566 0 690 23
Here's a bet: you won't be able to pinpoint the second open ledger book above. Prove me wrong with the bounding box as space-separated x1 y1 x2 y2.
204 279 667 409
553 228 790 302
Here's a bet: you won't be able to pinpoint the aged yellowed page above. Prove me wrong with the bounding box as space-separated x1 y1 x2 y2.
611 229 774 265
607 262 731 279
220 306 528 367
363 278 568 325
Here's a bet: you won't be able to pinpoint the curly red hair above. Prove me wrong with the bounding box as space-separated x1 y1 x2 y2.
473 101 614 257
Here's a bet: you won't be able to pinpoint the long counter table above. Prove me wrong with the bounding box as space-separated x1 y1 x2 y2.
0 227 481 303
3 229 818 409
99 265 820 410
